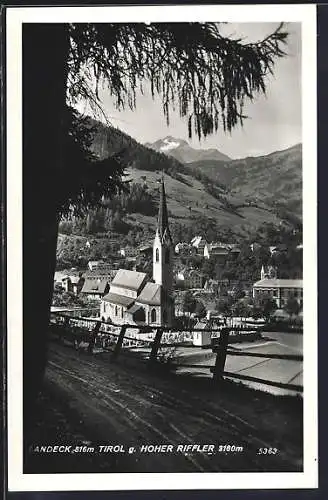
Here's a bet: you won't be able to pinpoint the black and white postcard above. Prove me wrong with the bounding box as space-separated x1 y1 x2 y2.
6 3 317 492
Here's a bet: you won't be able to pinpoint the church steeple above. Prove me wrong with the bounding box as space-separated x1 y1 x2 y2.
153 176 173 292
156 176 172 244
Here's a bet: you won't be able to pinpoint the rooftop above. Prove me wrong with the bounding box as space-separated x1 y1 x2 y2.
136 282 162 306
81 278 109 295
253 279 303 289
102 292 135 307
110 269 148 292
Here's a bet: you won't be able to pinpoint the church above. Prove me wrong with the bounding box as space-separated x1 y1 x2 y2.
100 178 175 327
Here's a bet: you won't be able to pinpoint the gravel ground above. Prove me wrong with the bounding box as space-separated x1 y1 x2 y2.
24 340 303 474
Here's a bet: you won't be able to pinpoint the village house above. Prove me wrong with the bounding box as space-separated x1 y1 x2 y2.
191 236 207 256
62 274 85 295
204 242 240 262
186 269 206 289
54 270 84 295
80 268 117 301
175 242 191 255
119 246 138 258
88 260 104 271
253 278 303 309
260 264 278 280
139 243 153 256
203 243 229 263
204 279 220 294
228 243 241 256
174 268 205 290
80 275 110 301
269 244 288 256
250 242 262 252
100 178 175 327
175 269 187 288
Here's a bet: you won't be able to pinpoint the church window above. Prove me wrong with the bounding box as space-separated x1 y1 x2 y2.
135 307 146 323
121 307 124 319
156 248 159 262
165 248 170 264
115 305 118 316
151 308 157 323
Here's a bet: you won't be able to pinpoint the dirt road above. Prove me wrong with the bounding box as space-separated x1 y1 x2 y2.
25 341 303 473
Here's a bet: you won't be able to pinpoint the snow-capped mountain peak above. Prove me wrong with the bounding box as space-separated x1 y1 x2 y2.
145 136 231 164
160 137 182 152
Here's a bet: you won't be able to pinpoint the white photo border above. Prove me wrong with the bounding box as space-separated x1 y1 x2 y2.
6 3 318 492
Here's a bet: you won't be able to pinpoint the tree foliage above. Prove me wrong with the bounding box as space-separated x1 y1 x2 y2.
67 22 288 140
284 297 301 316
59 107 127 216
182 291 197 314
255 293 277 321
54 22 289 216
195 300 207 319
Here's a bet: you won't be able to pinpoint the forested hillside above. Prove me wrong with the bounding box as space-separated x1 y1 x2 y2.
58 116 302 249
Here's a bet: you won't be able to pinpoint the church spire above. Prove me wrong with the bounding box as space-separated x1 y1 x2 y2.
157 176 172 244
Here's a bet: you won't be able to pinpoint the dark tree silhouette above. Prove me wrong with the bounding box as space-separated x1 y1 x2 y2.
194 300 207 319
284 297 301 317
23 22 288 424
182 291 197 315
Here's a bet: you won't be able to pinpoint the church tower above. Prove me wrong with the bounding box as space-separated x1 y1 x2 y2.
153 177 174 292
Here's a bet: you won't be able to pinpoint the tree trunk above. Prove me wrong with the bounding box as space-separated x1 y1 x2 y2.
23 24 69 427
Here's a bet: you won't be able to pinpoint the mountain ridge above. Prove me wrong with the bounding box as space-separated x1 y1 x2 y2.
144 135 231 163
85 118 302 237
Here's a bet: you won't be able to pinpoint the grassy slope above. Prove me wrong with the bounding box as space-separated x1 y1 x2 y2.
80 119 302 237
125 168 282 234
187 144 302 218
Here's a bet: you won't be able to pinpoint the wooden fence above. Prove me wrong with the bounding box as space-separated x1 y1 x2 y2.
49 312 303 394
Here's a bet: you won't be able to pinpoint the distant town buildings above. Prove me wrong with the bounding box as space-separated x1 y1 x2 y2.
260 265 278 280
54 270 84 296
191 236 207 255
119 246 138 258
175 268 205 289
204 243 229 262
175 242 191 255
139 243 153 256
88 260 103 271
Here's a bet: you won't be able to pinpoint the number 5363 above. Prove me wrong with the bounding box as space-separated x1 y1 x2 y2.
257 447 278 455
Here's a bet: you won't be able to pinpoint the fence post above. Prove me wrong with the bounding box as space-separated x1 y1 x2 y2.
212 327 230 382
87 321 100 354
59 315 70 342
112 325 127 361
148 328 163 368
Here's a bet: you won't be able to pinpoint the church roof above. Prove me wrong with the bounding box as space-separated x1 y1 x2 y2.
136 282 162 305
102 292 135 307
110 269 148 291
157 179 172 244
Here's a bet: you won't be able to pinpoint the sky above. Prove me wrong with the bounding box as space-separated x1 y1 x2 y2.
77 22 301 160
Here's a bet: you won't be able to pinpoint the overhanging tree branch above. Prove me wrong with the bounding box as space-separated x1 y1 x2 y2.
67 22 288 140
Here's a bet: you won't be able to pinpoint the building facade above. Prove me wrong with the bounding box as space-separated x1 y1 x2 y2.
100 178 175 327
191 236 207 255
253 278 303 309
